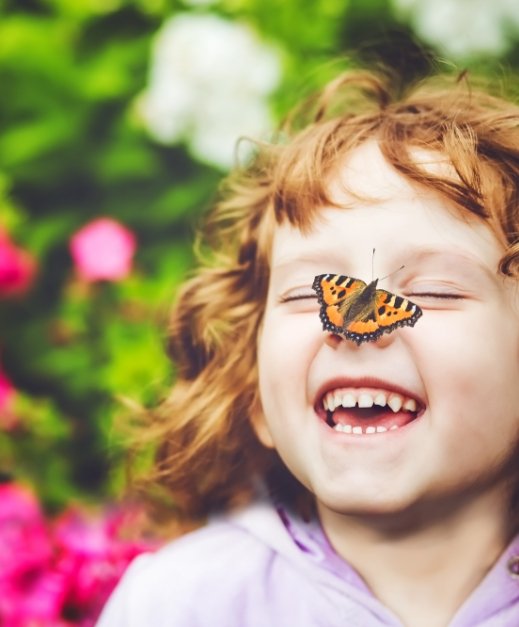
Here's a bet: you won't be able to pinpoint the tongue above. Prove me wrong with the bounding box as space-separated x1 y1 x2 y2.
331 407 414 429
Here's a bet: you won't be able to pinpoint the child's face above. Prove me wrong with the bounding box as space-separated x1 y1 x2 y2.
254 141 519 520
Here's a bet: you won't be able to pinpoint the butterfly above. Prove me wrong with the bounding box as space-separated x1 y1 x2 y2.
312 273 423 345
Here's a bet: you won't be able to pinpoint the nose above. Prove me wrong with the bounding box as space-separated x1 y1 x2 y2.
324 330 396 350
324 333 343 349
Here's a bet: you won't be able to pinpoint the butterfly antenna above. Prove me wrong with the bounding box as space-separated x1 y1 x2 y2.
372 248 404 282
379 264 405 282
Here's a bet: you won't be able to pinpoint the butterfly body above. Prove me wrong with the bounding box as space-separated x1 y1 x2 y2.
312 273 422 345
339 278 379 325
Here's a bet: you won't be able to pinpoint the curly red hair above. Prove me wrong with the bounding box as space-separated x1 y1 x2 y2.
133 68 519 524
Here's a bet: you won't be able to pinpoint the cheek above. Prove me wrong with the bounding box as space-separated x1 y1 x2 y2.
257 312 322 419
416 309 519 436
415 306 519 376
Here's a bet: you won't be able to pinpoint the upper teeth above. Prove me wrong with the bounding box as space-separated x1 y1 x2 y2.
323 389 417 413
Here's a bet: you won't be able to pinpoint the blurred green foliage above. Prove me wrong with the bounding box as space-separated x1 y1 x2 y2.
1 0 519 512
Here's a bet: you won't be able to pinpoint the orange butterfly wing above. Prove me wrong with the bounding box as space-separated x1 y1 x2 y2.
312 274 423 345
312 273 368 337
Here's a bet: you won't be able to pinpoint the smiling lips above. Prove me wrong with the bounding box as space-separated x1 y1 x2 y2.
320 387 421 435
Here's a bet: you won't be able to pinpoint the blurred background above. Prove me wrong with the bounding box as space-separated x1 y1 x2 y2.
2 0 519 623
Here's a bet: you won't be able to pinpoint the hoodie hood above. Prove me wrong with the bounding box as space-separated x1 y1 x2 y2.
227 498 519 627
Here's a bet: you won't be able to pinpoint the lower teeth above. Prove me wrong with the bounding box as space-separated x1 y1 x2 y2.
333 424 397 434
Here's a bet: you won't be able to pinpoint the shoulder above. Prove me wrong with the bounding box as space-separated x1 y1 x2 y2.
97 508 280 626
136 513 273 583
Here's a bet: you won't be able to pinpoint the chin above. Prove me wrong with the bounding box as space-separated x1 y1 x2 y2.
315 485 424 520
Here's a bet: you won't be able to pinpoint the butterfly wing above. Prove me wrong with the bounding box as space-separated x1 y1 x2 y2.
370 289 423 337
313 274 423 345
342 303 383 344
312 273 367 336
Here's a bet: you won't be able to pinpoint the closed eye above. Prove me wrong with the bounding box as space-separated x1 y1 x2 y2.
278 285 319 306
407 291 465 300
404 290 469 311
404 280 468 301
279 293 318 303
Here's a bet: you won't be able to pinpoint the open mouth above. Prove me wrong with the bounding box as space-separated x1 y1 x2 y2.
316 387 424 436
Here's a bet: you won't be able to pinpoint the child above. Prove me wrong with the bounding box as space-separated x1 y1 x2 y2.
98 68 519 626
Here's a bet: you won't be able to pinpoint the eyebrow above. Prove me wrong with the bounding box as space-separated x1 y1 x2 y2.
271 251 354 271
401 248 498 279
271 247 499 285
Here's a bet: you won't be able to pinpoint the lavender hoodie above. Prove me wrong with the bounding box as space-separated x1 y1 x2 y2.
97 500 519 626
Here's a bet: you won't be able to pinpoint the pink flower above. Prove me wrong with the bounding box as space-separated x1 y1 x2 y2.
69 218 137 282
0 570 68 626
0 363 20 430
0 229 36 297
53 507 156 625
0 483 62 625
0 483 51 578
0 484 157 626
0 366 15 415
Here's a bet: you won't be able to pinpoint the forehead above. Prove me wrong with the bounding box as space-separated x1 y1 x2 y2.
326 140 457 201
270 142 503 275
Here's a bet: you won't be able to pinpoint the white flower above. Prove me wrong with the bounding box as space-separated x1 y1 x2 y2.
138 13 281 169
392 0 519 58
